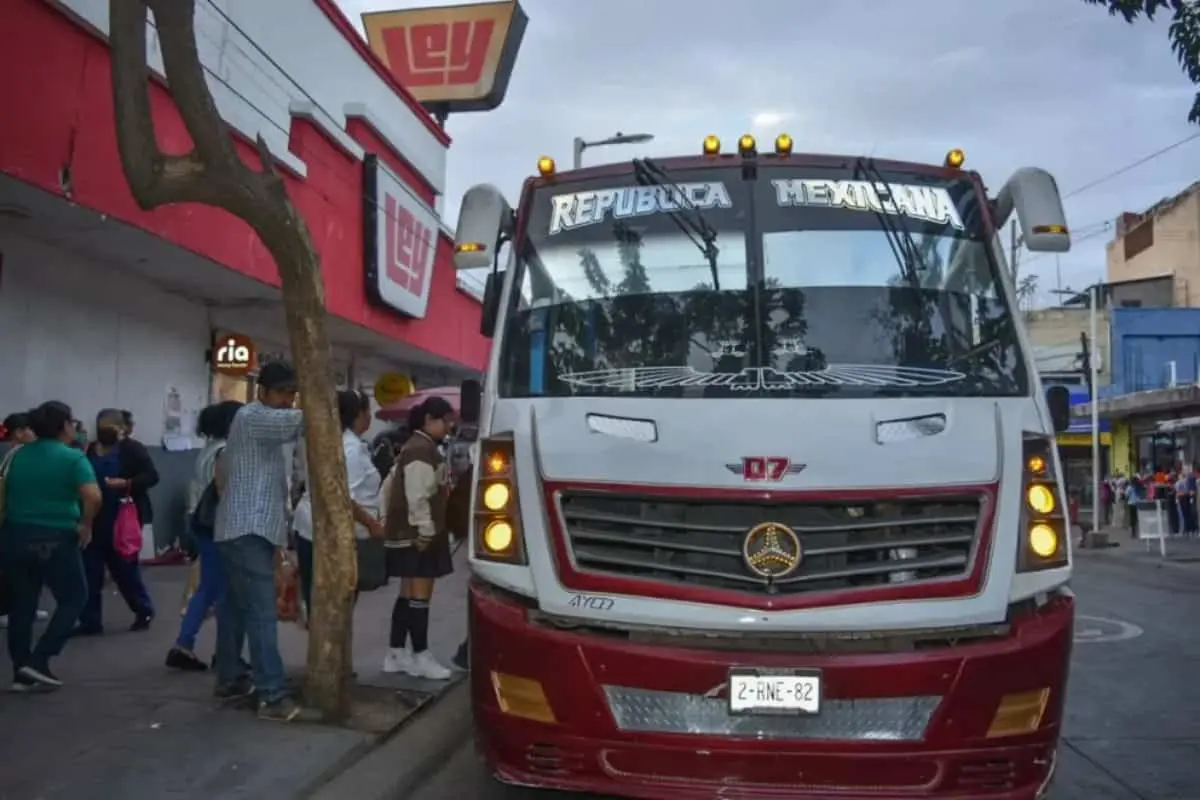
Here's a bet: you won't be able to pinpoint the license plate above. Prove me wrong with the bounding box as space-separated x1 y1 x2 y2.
728 669 822 715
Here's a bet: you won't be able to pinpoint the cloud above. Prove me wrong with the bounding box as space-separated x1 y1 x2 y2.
340 0 1199 302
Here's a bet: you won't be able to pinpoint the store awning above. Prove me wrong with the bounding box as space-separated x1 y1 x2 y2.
1072 384 1200 420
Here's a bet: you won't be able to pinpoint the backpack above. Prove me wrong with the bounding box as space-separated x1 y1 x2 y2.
0 445 21 528
190 446 225 538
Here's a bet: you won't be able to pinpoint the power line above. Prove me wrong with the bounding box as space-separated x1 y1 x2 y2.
1018 130 1200 274
1063 130 1200 199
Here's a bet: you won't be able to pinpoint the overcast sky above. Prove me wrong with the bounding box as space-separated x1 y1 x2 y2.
335 0 1199 305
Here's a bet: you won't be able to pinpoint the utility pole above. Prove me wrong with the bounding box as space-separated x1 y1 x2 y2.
1089 284 1101 535
1078 331 1092 392
1009 222 1021 280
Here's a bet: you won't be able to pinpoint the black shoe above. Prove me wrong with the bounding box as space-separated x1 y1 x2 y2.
71 624 104 637
18 664 63 689
214 675 256 701
166 647 208 672
130 614 153 632
11 673 41 693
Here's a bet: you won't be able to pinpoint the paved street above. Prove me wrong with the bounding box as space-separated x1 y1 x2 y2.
410 543 1200 799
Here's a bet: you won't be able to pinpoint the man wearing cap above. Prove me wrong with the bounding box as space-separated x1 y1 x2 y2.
213 360 318 722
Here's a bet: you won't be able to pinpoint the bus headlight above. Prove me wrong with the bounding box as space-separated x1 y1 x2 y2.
1029 524 1058 559
1027 484 1056 515
474 436 526 564
483 520 515 553
482 482 510 511
1017 437 1068 572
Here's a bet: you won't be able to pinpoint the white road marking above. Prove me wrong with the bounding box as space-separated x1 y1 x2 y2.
1074 615 1144 643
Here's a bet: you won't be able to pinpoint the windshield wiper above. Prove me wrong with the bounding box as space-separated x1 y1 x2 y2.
632 157 722 291
852 157 959 350
852 157 927 287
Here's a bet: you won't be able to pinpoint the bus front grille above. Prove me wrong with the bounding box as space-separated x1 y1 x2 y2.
557 490 984 597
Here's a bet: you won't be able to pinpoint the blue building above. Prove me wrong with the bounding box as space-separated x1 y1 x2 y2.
1109 308 1200 394
1088 307 1200 473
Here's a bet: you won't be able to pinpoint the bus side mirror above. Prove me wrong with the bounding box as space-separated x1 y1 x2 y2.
1046 385 1071 433
454 184 513 270
995 168 1070 254
480 269 505 337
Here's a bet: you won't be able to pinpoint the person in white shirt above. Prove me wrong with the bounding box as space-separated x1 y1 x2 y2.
293 390 385 615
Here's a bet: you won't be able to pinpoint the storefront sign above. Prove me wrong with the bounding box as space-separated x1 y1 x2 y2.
1057 432 1112 448
1063 386 1110 434
212 332 256 376
361 0 528 113
374 373 415 405
363 155 439 319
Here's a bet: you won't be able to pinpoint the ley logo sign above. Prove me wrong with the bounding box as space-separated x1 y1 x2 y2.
362 1 528 113
384 191 434 297
364 155 439 319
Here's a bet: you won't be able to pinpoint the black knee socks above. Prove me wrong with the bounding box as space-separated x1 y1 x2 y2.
408 599 431 653
389 596 409 648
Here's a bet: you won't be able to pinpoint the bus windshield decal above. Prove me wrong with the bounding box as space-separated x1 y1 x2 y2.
557 365 967 391
547 183 733 236
771 179 965 230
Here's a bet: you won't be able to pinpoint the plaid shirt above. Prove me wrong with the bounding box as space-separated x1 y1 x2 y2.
215 402 303 547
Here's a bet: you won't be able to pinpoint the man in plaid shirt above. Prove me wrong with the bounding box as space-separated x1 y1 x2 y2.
213 361 319 722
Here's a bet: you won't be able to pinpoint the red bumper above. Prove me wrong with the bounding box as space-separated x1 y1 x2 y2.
469 583 1073 799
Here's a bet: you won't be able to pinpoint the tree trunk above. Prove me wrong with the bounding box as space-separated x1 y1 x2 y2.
256 222 358 721
108 0 357 721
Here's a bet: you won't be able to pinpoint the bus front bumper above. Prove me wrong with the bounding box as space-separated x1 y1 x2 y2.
468 583 1072 799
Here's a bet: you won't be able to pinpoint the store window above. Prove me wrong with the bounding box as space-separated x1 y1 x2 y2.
1136 432 1185 472
212 372 254 403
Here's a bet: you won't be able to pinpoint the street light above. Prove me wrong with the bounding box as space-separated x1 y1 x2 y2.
572 132 655 169
1050 285 1102 536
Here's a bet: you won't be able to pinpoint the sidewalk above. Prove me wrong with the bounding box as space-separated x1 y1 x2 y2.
1076 525 1200 569
0 550 468 800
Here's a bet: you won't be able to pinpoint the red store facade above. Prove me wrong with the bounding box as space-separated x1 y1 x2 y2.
0 0 488 550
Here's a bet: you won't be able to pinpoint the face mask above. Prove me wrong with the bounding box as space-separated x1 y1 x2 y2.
96 428 120 446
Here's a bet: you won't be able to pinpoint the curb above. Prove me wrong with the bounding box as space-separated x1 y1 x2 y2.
307 678 473 800
1076 547 1200 571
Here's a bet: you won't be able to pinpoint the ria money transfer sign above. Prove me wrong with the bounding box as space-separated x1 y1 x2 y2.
362 0 528 113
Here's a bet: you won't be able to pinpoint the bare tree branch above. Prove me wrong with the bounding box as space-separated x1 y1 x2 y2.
109 0 213 209
110 0 289 218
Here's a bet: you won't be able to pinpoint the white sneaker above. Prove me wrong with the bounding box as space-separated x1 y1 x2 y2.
35 610 48 621
404 650 452 680
381 647 413 674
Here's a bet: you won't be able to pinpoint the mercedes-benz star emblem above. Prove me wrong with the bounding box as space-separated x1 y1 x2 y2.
742 521 803 580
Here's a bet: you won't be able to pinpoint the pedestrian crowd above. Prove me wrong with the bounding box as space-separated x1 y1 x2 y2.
1099 465 1199 539
0 403 158 691
0 360 473 723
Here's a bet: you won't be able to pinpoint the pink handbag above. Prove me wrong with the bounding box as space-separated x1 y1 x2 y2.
113 493 143 559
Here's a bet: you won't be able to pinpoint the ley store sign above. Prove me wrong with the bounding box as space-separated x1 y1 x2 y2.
363 154 439 319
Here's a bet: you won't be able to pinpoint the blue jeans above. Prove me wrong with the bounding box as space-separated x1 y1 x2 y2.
175 534 225 651
0 525 87 676
215 535 286 702
79 520 154 630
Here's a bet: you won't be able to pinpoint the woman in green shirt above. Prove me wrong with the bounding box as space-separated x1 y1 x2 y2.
0 401 101 691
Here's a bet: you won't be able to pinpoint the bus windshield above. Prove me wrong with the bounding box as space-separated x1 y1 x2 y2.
498 164 1027 399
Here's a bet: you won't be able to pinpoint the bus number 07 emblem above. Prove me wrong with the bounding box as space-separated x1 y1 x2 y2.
726 457 807 482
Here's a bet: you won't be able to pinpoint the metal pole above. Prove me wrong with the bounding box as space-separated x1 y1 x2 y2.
572 137 586 170
1090 285 1101 532
1009 222 1020 278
